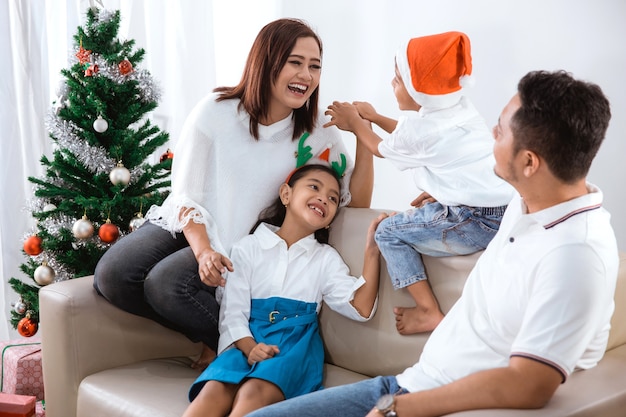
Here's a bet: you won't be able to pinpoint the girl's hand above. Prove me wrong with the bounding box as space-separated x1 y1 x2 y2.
366 212 392 252
197 249 233 287
411 192 437 208
353 101 378 122
247 342 280 365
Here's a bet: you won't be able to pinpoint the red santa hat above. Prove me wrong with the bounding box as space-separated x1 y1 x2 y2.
396 31 473 109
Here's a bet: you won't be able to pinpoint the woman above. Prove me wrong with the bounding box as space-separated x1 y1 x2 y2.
93 18 373 368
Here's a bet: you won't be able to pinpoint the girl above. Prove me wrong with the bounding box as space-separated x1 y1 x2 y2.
93 18 374 369
182 164 386 417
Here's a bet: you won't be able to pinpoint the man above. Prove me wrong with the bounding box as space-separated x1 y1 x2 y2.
246 70 618 417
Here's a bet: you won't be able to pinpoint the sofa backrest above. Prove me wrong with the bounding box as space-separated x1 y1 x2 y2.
607 252 626 350
321 208 626 378
321 208 480 377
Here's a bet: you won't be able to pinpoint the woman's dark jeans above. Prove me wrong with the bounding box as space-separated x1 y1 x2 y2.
93 221 219 350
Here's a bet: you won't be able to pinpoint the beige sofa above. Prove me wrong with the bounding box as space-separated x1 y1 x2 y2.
39 207 626 417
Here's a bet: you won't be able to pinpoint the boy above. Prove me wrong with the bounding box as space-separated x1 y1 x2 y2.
325 31 513 334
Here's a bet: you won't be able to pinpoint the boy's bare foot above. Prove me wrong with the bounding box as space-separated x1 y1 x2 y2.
393 306 444 335
191 344 217 371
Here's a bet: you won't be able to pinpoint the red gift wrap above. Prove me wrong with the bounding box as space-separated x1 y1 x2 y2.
0 340 44 401
0 392 35 417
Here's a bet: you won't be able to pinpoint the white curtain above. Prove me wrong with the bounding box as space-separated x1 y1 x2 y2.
0 0 229 339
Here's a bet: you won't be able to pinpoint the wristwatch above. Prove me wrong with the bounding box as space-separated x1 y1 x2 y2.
375 394 397 417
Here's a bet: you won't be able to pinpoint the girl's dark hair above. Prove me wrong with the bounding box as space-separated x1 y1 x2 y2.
250 164 341 244
214 18 322 140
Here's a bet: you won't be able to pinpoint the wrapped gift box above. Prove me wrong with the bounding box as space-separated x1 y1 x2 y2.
0 392 36 417
0 340 44 401
34 401 44 417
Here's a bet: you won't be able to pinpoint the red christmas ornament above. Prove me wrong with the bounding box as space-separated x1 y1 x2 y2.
160 149 174 163
17 316 38 337
75 45 92 65
23 236 43 256
99 219 120 243
85 63 99 76
118 59 133 75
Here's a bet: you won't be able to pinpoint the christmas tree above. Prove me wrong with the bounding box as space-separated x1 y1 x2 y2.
9 7 172 337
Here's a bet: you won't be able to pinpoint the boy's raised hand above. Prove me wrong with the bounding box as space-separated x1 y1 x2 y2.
352 101 378 122
324 101 370 132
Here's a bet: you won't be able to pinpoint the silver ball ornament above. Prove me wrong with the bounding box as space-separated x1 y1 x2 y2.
14 300 27 315
43 203 57 212
129 213 146 231
72 215 94 239
34 263 56 286
109 163 131 186
93 115 109 133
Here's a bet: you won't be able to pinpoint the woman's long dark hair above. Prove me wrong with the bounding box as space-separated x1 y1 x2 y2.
250 164 341 244
214 18 322 140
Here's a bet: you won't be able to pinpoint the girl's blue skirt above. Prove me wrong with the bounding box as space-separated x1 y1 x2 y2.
189 296 323 401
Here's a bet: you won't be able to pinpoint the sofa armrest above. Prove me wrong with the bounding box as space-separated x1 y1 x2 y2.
40 275 202 417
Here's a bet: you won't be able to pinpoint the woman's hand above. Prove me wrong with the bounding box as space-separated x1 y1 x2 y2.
196 249 233 287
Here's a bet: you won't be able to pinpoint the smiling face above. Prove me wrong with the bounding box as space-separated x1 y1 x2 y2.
280 168 340 234
267 36 321 124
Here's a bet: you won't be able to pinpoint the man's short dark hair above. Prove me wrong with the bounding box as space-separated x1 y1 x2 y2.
511 70 611 183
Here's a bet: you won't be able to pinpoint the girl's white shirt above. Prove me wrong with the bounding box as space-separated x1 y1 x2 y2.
217 223 376 354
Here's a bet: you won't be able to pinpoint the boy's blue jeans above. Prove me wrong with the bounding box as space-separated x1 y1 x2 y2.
247 375 408 417
93 221 220 350
375 202 506 289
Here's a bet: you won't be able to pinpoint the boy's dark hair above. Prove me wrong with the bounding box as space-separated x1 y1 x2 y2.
250 164 341 244
214 18 322 141
511 70 611 183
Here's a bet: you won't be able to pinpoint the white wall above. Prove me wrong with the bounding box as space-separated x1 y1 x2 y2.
73 0 626 249
271 0 625 248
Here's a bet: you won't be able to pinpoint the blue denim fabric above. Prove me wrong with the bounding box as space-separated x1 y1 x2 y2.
375 202 505 290
93 221 220 350
246 375 407 417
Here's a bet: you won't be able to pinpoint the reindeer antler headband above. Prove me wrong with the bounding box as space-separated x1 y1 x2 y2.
286 132 347 182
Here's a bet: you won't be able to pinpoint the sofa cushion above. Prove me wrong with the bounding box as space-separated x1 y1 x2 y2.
77 358 199 417
77 358 369 417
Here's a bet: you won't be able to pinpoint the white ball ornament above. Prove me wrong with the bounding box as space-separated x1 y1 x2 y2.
93 115 109 133
43 203 57 212
13 300 27 315
34 263 56 286
129 212 146 231
72 215 94 239
110 162 131 186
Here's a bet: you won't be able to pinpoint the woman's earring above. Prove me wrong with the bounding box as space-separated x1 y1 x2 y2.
325 225 330 229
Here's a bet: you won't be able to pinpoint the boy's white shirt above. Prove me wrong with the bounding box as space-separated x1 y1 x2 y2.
378 96 514 207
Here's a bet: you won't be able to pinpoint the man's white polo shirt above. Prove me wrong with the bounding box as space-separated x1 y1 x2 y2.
397 183 619 392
